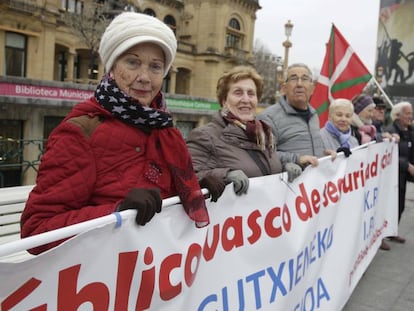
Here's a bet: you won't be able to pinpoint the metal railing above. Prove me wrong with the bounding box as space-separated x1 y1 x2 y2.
0 139 46 187
7 0 39 13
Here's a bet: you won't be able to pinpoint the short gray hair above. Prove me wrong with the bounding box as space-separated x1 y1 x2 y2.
390 101 412 121
329 98 354 116
285 63 313 81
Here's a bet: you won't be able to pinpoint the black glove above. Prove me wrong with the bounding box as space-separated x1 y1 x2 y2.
118 188 162 225
199 175 226 202
336 147 352 157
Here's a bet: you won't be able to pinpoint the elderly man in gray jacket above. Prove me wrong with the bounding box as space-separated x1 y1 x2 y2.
258 63 334 168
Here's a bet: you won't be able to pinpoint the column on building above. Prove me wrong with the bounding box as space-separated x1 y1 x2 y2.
169 67 177 94
98 62 105 79
22 111 44 185
66 49 76 82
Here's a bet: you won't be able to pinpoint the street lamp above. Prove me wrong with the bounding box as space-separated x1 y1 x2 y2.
275 64 284 102
275 20 293 103
282 20 294 76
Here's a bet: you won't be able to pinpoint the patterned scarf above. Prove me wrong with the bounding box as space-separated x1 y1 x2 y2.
95 74 209 227
221 109 275 156
325 121 352 148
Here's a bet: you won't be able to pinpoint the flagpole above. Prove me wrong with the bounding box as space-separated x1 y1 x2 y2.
372 78 394 108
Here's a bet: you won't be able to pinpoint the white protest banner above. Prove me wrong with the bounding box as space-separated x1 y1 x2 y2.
0 141 398 310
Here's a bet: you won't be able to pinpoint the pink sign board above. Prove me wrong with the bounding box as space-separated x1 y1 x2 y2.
0 82 93 101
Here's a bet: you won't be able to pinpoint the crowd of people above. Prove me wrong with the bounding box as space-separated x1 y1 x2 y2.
20 12 413 256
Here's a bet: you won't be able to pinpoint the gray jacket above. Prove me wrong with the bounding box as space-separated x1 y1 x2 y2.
320 127 359 150
258 97 325 164
186 112 283 181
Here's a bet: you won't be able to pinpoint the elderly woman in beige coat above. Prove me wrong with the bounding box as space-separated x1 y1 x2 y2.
186 66 301 198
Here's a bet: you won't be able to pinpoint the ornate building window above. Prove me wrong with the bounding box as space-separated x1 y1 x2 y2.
5 32 26 77
164 15 177 35
229 18 240 30
61 0 83 13
226 18 242 48
143 8 156 17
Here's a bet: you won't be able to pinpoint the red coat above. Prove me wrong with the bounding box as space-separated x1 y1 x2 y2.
21 98 178 254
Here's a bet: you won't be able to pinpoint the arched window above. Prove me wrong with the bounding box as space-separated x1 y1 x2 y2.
229 18 240 30
164 15 177 34
226 18 242 48
143 8 156 17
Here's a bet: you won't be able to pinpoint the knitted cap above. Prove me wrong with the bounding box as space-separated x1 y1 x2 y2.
352 94 375 114
99 12 177 77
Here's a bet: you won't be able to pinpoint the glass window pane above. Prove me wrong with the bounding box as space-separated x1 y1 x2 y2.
76 0 83 14
5 32 26 77
229 18 241 30
68 0 75 12
5 47 24 76
6 32 25 48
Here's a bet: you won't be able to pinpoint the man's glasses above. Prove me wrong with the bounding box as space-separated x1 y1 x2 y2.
286 75 312 84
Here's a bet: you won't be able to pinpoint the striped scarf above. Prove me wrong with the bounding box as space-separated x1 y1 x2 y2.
221 109 275 156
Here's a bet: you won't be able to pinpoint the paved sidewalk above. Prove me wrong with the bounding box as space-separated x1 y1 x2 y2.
343 182 414 311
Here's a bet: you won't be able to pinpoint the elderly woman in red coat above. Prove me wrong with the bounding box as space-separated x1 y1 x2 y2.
21 12 218 254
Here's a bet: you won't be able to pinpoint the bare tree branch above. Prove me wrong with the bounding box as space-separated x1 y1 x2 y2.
60 1 139 78
253 40 283 105
61 2 111 58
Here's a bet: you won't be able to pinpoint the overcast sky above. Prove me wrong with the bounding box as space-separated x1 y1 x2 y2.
254 0 380 73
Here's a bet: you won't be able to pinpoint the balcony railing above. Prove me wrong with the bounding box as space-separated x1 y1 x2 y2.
177 41 196 54
7 0 39 13
224 46 249 60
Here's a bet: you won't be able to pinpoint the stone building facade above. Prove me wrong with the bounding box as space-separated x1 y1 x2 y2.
0 0 261 186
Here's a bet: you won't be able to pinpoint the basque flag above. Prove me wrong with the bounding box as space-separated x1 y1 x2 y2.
310 25 372 126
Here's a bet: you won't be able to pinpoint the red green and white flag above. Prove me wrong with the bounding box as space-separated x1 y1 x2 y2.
310 25 372 127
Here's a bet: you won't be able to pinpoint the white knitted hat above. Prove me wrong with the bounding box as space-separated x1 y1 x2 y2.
99 12 177 77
